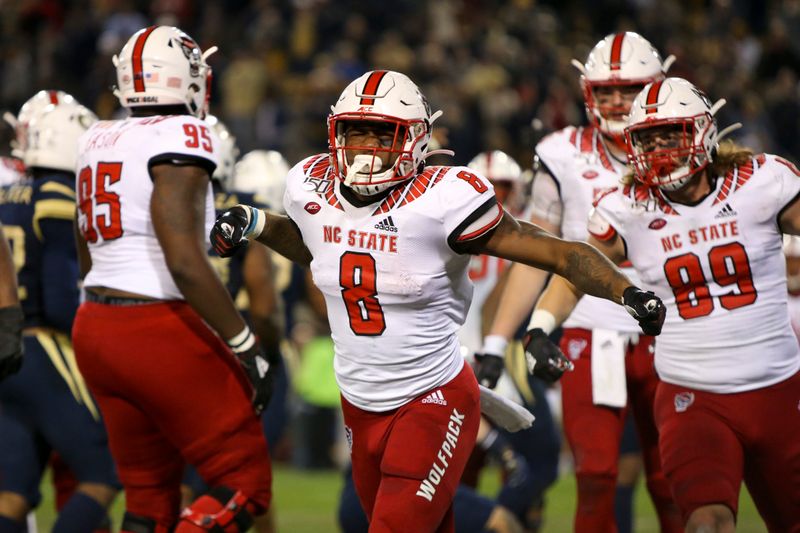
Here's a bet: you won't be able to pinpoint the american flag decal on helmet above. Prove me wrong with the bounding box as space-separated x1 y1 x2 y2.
132 26 157 92
358 70 388 105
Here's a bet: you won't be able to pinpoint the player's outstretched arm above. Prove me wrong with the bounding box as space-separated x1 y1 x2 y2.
474 212 629 303
211 205 312 267
474 213 665 336
0 224 23 381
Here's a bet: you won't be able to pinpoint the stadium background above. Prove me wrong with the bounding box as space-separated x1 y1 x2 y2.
0 0 789 530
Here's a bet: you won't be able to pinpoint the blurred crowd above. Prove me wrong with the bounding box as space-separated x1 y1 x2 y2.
2 0 800 170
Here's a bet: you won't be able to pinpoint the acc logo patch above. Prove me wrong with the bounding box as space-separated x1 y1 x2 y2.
582 170 599 180
674 392 695 413
649 218 667 230
567 338 588 360
304 202 321 214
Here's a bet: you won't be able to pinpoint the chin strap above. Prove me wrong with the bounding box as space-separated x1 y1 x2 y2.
422 148 455 160
716 123 743 143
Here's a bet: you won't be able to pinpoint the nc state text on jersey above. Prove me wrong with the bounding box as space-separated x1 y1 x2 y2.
661 220 739 252
323 225 398 253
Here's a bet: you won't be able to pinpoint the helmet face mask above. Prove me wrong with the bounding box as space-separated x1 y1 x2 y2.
114 26 214 118
625 78 720 191
328 70 439 196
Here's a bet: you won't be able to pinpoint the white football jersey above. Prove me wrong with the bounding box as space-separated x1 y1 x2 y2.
76 115 219 299
0 157 25 186
536 125 641 332
591 154 800 392
285 155 502 412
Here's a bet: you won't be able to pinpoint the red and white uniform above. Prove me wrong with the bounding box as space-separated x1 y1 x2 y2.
284 155 502 412
535 126 681 532
0 156 25 186
76 116 219 299
73 115 272 525
535 125 641 333
591 154 800 528
591 154 800 392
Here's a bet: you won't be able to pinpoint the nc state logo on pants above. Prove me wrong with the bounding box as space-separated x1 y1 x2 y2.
567 338 588 360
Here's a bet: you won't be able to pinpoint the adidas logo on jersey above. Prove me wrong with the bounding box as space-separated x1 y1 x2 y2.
714 203 737 219
374 216 398 232
421 390 447 406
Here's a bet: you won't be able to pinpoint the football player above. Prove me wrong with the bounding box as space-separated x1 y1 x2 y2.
72 26 272 532
2 90 74 189
0 224 22 382
0 96 121 531
477 32 682 532
459 150 559 531
532 77 800 532
211 69 666 532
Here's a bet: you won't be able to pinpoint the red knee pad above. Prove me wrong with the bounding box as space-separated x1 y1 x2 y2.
175 487 256 532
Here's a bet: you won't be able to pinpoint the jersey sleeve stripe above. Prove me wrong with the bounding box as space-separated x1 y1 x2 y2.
33 198 75 241
457 204 503 242
446 196 501 253
147 152 217 178
41 181 76 199
589 224 617 241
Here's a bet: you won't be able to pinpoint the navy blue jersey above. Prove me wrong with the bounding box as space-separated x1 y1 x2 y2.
0 173 78 331
209 187 267 308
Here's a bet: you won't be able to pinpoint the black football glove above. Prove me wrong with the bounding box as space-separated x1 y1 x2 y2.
474 353 505 389
210 205 261 258
622 286 666 336
523 328 573 383
235 343 274 415
0 305 23 382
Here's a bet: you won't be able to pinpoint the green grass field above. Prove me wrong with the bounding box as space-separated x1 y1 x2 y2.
34 465 766 532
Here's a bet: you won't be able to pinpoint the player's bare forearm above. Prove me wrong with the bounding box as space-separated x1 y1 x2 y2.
151 163 247 340
255 212 313 267
476 213 631 305
536 274 582 326
487 262 550 339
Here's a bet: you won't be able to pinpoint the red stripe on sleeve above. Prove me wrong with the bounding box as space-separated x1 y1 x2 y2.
132 26 157 93
457 206 504 242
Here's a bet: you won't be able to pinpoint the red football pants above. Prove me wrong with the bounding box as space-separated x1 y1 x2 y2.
655 371 800 532
73 301 272 528
560 328 681 533
341 363 480 533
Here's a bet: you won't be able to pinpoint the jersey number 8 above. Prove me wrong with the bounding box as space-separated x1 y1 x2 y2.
340 252 386 336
